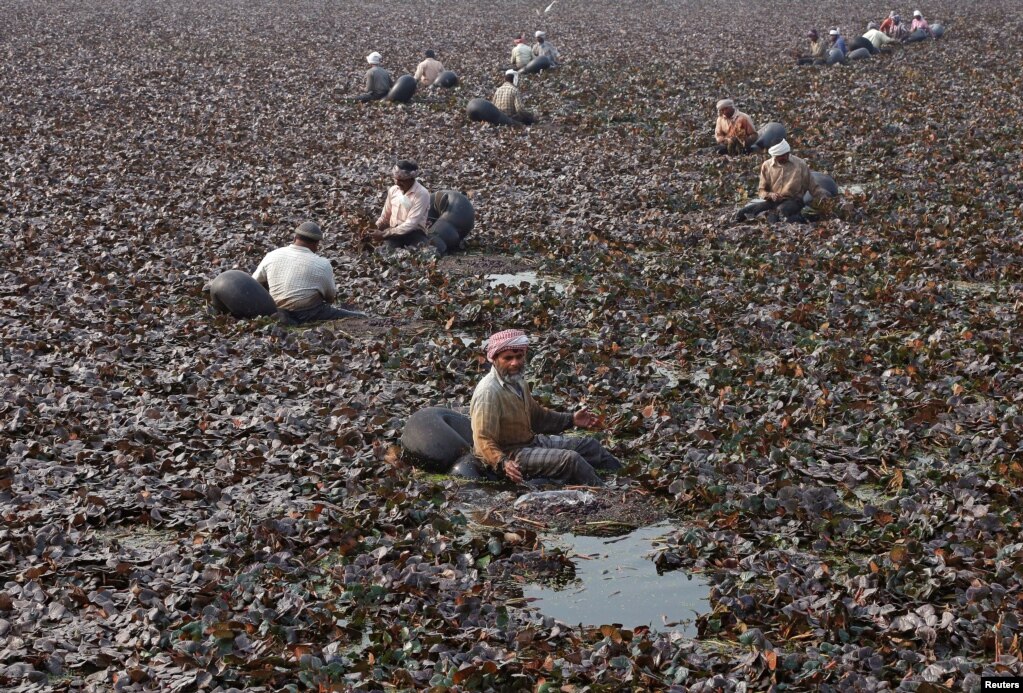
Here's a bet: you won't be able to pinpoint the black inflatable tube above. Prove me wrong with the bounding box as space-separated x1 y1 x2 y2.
826 48 846 65
431 190 475 238
433 70 459 88
450 453 500 481
400 407 474 473
207 270 278 318
385 74 417 103
750 122 786 151
428 220 462 255
808 171 839 202
905 29 928 43
848 36 877 54
931 24 945 38
848 47 872 60
520 55 552 75
467 98 520 127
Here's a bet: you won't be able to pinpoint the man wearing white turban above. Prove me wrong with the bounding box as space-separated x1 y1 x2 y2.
357 52 392 102
829 28 848 56
732 140 825 223
532 30 560 65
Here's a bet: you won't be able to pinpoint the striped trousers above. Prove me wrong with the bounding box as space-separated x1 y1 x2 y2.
510 434 621 486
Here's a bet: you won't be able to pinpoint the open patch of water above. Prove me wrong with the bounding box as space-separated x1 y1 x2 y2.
948 280 997 295
95 525 177 554
486 271 567 294
523 521 710 634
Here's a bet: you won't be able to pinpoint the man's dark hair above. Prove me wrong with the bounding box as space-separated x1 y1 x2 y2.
396 159 419 173
425 49 436 58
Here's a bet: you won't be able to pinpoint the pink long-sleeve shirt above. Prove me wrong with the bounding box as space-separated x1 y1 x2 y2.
376 181 431 237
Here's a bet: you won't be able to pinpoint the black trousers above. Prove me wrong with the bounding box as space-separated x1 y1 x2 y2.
510 111 536 125
277 302 365 326
355 91 388 103
716 140 754 155
735 197 805 222
383 229 429 250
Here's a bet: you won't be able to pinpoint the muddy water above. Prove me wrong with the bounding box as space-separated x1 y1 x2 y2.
524 522 710 634
486 271 567 293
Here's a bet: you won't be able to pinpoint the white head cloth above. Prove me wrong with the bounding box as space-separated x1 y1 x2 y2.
913 10 922 17
829 28 840 36
768 139 791 157
716 98 734 111
535 31 545 38
392 165 416 181
366 52 382 65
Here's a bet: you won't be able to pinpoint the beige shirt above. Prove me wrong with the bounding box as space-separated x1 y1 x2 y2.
863 29 896 50
758 154 822 201
375 181 431 236
470 368 573 469
511 43 533 68
414 57 444 85
252 245 336 310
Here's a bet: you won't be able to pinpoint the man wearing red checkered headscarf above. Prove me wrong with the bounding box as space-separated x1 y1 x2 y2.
469 329 622 485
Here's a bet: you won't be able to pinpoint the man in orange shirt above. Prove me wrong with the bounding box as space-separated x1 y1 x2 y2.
714 99 757 155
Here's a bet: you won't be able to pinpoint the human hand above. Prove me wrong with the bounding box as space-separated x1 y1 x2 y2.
764 192 779 202
573 408 599 429
503 459 523 483
375 220 388 231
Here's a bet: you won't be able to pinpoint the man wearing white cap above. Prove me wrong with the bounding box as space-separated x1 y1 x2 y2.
910 10 933 37
732 140 825 224
714 99 757 155
493 70 536 125
356 52 392 102
829 28 848 56
531 30 559 65
470 329 621 485
369 160 432 250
